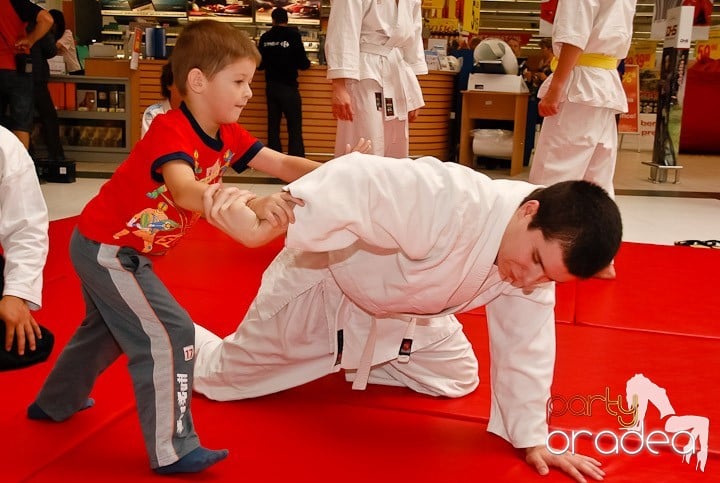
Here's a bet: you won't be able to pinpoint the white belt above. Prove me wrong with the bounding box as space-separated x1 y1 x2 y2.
359 43 396 57
351 317 417 391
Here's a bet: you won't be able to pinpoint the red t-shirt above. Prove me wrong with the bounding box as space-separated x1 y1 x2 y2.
0 0 42 70
78 104 263 255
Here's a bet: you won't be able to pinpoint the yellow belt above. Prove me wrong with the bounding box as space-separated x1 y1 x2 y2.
550 53 618 72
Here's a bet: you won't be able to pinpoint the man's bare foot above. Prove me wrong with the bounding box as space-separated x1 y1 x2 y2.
594 263 616 279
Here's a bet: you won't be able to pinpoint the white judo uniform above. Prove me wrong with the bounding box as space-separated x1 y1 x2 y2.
0 126 48 309
325 0 427 158
194 154 557 448
529 0 637 198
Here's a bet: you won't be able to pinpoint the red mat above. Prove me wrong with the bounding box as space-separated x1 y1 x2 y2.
3 217 719 481
575 242 720 338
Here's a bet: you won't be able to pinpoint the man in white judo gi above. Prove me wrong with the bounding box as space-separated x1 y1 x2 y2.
529 0 637 200
326 0 426 158
193 153 622 482
0 125 54 370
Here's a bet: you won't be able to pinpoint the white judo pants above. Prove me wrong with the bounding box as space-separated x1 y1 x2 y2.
334 78 410 159
529 102 618 198
193 279 479 402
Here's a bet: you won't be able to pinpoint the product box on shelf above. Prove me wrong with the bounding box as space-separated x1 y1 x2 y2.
467 73 529 93
35 159 76 183
77 89 97 111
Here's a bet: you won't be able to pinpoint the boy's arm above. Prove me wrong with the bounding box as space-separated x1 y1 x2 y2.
247 147 320 183
248 140 372 183
247 191 305 228
202 185 288 247
160 160 210 212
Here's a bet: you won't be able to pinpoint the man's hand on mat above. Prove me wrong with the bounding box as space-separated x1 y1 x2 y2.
344 137 372 155
0 295 42 355
525 445 605 482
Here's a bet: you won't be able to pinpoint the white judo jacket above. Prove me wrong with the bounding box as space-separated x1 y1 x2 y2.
283 154 557 449
0 127 49 309
325 0 427 120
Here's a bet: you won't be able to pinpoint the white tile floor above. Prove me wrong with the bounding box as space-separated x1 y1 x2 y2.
41 150 720 247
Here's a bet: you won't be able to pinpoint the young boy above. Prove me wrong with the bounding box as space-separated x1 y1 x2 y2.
26 20 325 474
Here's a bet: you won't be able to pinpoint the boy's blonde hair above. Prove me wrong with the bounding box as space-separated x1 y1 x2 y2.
171 20 261 96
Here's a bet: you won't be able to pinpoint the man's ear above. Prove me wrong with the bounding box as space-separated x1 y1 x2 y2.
187 68 206 94
519 199 540 218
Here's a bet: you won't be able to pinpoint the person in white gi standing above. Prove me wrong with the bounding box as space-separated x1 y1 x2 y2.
194 153 622 482
528 0 637 199
325 0 427 158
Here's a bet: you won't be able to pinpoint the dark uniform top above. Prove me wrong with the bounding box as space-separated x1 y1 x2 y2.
258 25 310 88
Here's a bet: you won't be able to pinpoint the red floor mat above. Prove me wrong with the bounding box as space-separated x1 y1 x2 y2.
575 242 720 338
551 324 720 452
20 381 720 483
4 220 720 481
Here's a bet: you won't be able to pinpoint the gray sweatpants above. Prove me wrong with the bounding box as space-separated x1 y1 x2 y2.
33 228 200 468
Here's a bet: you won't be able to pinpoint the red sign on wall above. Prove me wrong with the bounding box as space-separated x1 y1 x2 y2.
618 65 640 134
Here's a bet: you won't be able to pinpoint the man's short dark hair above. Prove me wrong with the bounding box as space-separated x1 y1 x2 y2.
160 61 173 101
272 7 289 24
523 181 622 278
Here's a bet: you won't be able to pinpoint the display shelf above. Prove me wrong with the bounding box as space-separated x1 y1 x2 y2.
187 14 253 23
45 75 131 164
56 110 127 120
100 10 186 18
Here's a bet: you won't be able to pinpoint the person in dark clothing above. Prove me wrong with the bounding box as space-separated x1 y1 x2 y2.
29 20 65 163
0 0 54 149
258 7 311 157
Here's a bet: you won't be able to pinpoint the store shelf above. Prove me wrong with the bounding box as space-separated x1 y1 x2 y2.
187 15 253 23
46 75 132 164
100 10 186 18
57 110 127 120
62 146 129 154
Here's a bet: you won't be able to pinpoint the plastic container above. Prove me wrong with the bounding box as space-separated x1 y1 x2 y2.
471 129 513 159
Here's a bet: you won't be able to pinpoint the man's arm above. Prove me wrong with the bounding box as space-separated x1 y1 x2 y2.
325 0 364 121
537 43 583 117
485 287 556 449
293 30 310 71
0 129 49 354
35 30 58 60
539 0 596 117
486 288 604 482
13 5 53 54
257 33 267 71
401 0 429 76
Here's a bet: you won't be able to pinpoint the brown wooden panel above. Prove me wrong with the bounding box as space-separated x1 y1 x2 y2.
83 63 453 159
